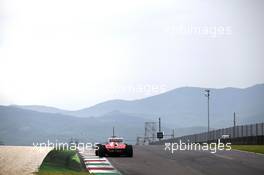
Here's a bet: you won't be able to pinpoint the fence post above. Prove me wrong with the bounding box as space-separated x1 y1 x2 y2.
261 123 264 136
242 125 243 137
256 123 258 136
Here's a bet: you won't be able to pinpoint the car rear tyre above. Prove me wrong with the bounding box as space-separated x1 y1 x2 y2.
126 145 133 157
98 144 105 157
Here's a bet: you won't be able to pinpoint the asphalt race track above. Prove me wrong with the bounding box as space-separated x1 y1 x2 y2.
108 145 264 175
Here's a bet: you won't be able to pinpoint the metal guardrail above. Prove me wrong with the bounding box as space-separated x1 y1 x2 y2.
152 122 264 144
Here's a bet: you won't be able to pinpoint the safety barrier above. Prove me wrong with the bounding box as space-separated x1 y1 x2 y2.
151 122 264 145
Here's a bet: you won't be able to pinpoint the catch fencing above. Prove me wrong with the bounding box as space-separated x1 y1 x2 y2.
151 122 264 145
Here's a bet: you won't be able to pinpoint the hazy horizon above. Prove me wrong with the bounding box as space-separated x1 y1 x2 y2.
1 0 264 110
2 83 263 111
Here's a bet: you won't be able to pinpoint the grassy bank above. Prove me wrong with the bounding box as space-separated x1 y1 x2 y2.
38 149 89 175
231 145 264 154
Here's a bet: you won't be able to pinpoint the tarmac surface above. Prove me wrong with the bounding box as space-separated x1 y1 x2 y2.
108 145 264 175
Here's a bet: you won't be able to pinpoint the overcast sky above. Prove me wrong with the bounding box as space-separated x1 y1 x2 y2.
0 0 263 110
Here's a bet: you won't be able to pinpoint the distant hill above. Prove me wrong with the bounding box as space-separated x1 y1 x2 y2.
3 84 264 145
68 84 264 128
13 84 264 128
11 105 70 114
0 106 146 145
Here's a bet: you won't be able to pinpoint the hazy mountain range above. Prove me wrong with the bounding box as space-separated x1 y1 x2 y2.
1 84 264 145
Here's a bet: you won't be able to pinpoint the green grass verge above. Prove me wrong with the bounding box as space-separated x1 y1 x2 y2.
231 145 264 154
38 149 90 175
39 164 89 175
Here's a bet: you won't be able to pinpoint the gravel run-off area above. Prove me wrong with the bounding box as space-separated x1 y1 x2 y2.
0 146 52 175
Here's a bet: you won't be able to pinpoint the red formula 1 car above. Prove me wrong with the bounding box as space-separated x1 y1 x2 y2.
95 137 133 157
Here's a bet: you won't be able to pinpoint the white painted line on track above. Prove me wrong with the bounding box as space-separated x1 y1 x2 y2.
214 153 234 160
